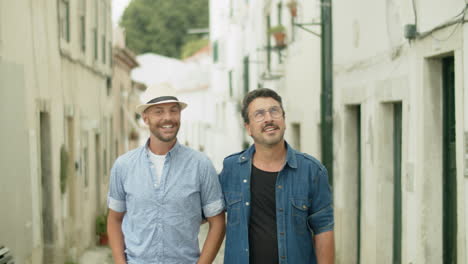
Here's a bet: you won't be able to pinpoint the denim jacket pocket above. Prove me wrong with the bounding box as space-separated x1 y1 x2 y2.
225 192 242 226
291 198 310 235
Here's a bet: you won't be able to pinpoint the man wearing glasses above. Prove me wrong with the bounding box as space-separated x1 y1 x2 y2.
219 88 334 264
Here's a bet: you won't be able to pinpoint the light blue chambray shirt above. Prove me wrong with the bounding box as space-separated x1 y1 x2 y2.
107 140 225 264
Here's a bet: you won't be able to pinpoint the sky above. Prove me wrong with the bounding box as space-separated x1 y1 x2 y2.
112 0 132 26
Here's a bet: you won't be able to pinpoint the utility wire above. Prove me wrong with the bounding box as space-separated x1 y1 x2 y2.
417 4 468 41
429 21 462 42
412 0 418 29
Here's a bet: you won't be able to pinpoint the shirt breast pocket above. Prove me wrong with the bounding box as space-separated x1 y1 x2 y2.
225 192 242 226
291 198 310 235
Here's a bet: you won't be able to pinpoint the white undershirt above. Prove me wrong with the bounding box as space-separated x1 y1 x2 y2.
148 149 166 187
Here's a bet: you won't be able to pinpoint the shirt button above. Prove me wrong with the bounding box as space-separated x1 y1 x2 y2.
280 232 284 235
302 205 308 209
278 208 284 212
281 256 286 259
245 202 250 206
277 185 283 189
243 179 248 183
241 156 246 160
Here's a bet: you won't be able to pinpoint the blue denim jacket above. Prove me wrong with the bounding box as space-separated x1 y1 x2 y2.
219 143 334 264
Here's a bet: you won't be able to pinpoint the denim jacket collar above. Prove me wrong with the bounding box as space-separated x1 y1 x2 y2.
237 141 298 169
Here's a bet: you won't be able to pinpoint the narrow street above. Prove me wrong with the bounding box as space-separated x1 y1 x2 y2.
3 0 468 263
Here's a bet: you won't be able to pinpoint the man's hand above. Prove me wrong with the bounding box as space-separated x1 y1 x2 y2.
108 209 127 264
314 230 334 264
198 212 226 264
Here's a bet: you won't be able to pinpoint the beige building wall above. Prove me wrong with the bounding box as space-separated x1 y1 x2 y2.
0 0 114 263
111 28 143 156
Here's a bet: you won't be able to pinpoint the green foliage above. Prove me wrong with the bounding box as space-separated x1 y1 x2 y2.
120 0 209 58
96 214 107 235
181 38 209 59
269 25 286 34
60 145 69 194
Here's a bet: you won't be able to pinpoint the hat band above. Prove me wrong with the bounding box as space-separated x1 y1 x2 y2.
147 96 179 104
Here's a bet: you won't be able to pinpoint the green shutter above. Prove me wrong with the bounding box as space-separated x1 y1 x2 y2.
80 16 86 52
102 35 106 64
228 70 233 97
66 1 70 42
393 103 402 264
266 15 271 71
243 56 249 95
94 29 98 60
357 106 362 264
213 41 218 63
443 56 457 264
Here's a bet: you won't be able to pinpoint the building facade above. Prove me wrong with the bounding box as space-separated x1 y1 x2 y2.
111 27 145 155
212 0 468 263
333 1 468 263
0 1 122 263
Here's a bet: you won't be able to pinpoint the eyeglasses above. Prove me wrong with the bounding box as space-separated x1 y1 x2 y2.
251 106 283 122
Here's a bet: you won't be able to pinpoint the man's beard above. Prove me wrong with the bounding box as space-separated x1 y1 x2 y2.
150 122 180 142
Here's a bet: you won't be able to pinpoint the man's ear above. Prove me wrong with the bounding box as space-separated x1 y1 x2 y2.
142 113 149 125
244 122 252 136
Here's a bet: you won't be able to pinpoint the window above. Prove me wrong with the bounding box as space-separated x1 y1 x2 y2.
79 0 86 52
228 70 233 98
59 0 70 42
212 41 218 63
106 77 112 96
277 3 283 26
82 133 89 187
266 15 271 71
291 123 301 151
94 0 99 60
229 0 234 18
109 41 112 66
94 29 98 60
101 1 107 64
243 56 249 95
102 1 107 32
102 35 106 64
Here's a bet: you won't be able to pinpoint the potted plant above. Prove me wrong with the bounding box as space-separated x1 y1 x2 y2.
269 25 287 47
287 0 298 17
96 214 108 246
129 128 139 141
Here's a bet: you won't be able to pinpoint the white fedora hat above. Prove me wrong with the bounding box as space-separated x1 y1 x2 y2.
136 83 188 114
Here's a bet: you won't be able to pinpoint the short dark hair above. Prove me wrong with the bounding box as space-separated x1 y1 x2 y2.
241 88 285 123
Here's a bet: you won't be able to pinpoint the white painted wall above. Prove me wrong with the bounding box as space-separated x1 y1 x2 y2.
212 0 468 263
334 0 468 263
0 1 114 263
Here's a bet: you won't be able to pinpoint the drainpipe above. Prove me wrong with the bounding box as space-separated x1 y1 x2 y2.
321 0 333 185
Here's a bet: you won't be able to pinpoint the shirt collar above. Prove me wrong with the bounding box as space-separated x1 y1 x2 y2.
238 141 297 169
144 138 181 158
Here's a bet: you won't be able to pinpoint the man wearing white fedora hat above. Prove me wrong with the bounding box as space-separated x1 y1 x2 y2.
107 83 225 264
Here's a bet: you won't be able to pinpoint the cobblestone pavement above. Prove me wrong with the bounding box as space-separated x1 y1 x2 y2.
79 224 225 264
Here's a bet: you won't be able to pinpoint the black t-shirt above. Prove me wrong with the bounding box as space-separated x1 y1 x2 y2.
249 165 279 264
